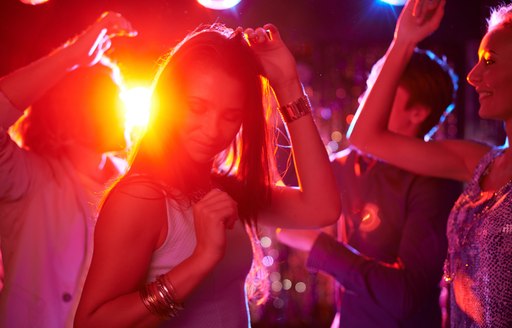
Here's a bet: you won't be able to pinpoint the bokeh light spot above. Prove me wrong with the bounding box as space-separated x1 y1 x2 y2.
295 281 307 293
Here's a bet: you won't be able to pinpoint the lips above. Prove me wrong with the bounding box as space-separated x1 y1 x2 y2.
190 138 221 157
475 88 492 101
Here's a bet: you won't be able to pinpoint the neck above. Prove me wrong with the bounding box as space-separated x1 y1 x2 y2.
64 142 114 184
179 160 213 191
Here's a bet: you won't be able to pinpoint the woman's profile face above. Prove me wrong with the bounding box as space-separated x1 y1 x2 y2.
467 25 512 122
178 64 245 164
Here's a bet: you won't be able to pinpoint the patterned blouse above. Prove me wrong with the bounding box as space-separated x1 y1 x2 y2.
444 146 512 327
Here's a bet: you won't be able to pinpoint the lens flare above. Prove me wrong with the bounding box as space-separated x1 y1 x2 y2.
120 86 152 138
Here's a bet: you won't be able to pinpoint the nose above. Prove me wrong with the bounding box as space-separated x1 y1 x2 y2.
202 112 222 140
466 62 482 87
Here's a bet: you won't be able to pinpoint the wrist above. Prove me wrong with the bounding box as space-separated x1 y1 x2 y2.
279 94 312 124
390 36 419 55
272 78 303 105
191 247 222 269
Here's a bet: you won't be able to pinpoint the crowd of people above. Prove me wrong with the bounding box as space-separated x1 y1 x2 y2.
0 0 511 327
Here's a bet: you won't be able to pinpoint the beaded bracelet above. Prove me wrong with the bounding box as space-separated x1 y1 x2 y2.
279 94 312 123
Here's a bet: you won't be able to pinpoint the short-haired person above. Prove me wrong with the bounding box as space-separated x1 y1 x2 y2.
278 48 461 327
0 12 135 327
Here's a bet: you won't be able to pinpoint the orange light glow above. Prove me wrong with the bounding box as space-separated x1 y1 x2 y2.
120 86 152 138
345 114 354 125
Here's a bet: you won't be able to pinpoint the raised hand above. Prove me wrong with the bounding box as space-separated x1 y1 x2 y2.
395 0 445 46
63 11 137 69
243 24 299 96
192 189 238 263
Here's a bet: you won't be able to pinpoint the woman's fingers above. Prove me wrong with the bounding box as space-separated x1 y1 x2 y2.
195 189 239 230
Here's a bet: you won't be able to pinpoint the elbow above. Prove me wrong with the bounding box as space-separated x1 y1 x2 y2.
74 304 99 328
346 127 369 152
346 117 381 153
317 196 342 227
329 198 342 225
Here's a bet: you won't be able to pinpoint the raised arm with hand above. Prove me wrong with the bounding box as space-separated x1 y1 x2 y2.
348 0 489 182
0 12 136 129
244 24 341 228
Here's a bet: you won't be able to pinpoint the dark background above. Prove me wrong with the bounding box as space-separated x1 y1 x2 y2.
0 1 507 326
0 0 506 146
0 0 493 78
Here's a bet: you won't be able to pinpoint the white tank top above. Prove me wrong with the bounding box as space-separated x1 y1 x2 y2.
147 197 254 328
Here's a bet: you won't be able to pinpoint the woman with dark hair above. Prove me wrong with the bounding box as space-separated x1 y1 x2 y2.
75 23 340 327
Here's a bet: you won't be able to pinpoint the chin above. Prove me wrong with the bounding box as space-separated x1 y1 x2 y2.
478 106 493 120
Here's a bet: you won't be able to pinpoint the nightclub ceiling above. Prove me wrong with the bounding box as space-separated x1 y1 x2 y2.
0 0 501 79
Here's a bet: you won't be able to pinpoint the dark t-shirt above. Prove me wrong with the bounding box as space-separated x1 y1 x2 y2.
307 148 461 328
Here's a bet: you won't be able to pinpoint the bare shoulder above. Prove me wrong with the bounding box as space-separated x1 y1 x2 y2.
96 179 168 241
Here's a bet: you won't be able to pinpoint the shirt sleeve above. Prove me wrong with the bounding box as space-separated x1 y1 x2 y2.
0 128 30 202
0 89 23 130
307 177 461 319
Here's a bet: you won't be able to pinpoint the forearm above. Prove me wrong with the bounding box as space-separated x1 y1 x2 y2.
76 251 218 328
348 38 416 150
307 232 433 318
1 12 135 130
273 82 341 226
0 44 77 119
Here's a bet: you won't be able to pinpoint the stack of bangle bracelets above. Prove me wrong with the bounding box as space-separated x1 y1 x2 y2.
140 274 184 319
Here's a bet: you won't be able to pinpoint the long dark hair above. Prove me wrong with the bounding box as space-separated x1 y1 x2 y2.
127 24 275 227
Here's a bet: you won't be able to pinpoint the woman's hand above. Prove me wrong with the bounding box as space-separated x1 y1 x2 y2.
63 11 137 69
192 189 238 263
394 0 445 47
243 24 300 98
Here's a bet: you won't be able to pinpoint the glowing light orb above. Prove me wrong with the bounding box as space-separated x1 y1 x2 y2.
120 86 152 133
19 0 49 4
282 279 292 290
295 282 307 293
197 0 241 10
379 0 406 5
260 236 272 248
